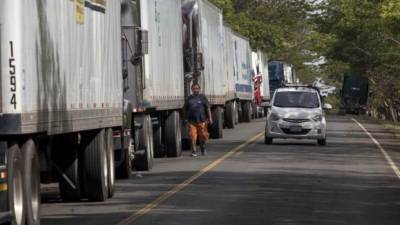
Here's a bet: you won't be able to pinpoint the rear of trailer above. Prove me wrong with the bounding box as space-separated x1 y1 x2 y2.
1 1 123 224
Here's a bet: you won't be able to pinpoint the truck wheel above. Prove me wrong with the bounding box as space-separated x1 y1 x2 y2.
210 106 223 139
115 132 131 179
225 102 235 129
21 139 40 225
242 102 252 122
55 135 82 202
7 143 26 225
251 102 257 119
181 120 191 151
82 129 108 202
153 122 165 158
165 111 182 157
105 129 115 198
134 115 154 170
237 102 243 123
234 102 239 124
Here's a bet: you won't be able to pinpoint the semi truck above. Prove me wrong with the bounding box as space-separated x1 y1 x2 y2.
120 0 185 169
231 32 254 123
182 0 226 138
0 1 126 224
340 74 369 115
251 51 270 117
268 60 296 97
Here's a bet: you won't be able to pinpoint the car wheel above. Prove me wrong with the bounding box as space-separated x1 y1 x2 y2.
264 136 273 145
318 138 326 146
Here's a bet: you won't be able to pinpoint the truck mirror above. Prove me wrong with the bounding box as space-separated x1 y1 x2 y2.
196 53 204 71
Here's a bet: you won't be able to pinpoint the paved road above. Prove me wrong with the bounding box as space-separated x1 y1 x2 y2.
41 115 400 225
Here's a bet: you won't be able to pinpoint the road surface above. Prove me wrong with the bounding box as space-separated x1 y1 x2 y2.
41 115 400 225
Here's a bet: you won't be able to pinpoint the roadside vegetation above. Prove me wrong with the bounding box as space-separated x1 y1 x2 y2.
210 0 400 123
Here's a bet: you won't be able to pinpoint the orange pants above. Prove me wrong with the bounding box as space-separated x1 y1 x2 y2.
187 122 209 146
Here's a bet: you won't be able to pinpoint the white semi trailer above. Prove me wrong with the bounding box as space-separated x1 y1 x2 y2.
120 0 185 169
231 32 254 123
182 0 226 138
223 26 237 128
0 1 124 224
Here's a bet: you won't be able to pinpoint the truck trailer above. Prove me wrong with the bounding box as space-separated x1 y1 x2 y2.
120 0 185 167
231 32 254 123
0 1 125 224
182 0 226 138
251 50 270 117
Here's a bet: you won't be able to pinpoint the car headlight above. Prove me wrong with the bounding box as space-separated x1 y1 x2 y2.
312 114 322 122
270 113 281 121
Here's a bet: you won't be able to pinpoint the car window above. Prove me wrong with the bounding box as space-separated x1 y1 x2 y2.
273 91 320 108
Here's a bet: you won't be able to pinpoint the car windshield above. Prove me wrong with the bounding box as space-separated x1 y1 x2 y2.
273 91 320 108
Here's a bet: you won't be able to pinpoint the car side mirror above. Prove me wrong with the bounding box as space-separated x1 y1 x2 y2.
323 103 333 111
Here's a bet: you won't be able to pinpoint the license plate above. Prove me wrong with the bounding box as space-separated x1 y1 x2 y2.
289 126 302 133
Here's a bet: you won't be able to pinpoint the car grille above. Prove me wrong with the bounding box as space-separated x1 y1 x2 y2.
282 118 310 123
281 128 311 135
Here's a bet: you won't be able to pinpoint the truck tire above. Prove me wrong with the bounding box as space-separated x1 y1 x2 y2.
55 134 82 202
82 129 108 202
234 102 239 124
242 101 252 122
7 143 25 225
237 102 243 123
134 115 154 170
181 120 191 151
252 102 257 119
21 139 40 225
115 132 131 179
153 122 165 158
225 102 235 129
165 111 182 157
210 106 223 139
105 129 115 198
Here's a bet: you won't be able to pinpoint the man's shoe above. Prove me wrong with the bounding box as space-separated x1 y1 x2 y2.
191 151 198 157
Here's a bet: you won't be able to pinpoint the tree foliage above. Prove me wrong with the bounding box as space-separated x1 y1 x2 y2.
209 0 400 121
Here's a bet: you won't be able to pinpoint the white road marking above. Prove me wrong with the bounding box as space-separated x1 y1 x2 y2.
352 118 400 179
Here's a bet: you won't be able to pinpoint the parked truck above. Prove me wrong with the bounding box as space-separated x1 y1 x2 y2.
182 0 226 138
340 74 369 115
251 51 270 117
222 26 237 128
1 1 125 224
231 32 254 123
119 0 185 168
268 60 296 97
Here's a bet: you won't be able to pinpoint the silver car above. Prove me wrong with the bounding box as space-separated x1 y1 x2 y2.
265 86 332 145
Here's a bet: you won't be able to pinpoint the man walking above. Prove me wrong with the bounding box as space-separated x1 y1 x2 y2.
184 83 213 157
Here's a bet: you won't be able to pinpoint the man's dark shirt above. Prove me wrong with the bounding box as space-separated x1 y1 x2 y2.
184 94 210 123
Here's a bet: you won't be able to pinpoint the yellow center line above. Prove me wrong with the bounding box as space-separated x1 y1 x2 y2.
117 131 265 225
